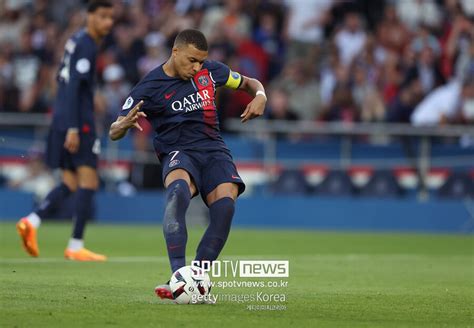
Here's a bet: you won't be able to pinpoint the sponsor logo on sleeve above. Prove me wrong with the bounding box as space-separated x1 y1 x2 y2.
76 58 91 74
122 96 134 110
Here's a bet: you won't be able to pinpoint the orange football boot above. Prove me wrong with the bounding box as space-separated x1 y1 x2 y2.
64 248 107 261
16 218 39 257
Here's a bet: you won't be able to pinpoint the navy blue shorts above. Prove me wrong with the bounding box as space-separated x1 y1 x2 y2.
45 129 99 171
161 149 245 201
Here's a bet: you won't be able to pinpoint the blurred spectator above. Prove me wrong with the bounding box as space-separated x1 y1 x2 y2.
455 40 474 81
404 33 445 95
111 24 145 85
0 44 16 112
96 63 132 134
253 7 285 80
378 50 403 105
0 0 29 49
265 87 299 121
376 4 410 55
411 76 474 126
284 0 332 61
386 79 424 123
200 0 251 44
334 12 367 67
156 0 196 40
272 60 322 120
12 29 42 112
138 32 168 77
320 44 340 107
395 0 442 31
352 61 386 122
323 85 358 122
264 87 301 141
236 38 269 83
411 24 441 56
440 11 474 80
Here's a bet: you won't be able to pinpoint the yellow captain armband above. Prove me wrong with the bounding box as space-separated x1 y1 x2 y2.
224 70 242 90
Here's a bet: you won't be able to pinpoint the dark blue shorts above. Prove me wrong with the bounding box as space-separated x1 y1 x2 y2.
161 149 245 201
45 129 99 171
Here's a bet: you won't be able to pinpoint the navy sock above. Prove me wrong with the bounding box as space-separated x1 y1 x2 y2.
35 183 72 219
72 188 95 239
163 179 191 273
195 197 235 264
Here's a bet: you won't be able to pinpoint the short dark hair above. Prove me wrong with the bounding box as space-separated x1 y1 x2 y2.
174 29 208 51
87 0 113 13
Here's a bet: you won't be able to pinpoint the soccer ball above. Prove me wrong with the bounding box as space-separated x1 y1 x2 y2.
169 265 211 304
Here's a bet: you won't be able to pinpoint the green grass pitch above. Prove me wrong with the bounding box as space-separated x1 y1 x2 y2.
0 222 473 327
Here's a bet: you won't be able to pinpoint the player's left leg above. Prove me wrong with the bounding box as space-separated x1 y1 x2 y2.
64 165 106 261
17 170 77 257
194 182 239 264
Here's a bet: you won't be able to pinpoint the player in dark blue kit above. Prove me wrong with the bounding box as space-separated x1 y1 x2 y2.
109 29 266 300
16 1 114 261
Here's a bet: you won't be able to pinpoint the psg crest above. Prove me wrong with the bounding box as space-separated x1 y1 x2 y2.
198 75 209 86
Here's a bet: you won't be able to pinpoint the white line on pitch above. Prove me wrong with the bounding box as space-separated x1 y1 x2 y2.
1 254 470 265
0 256 168 264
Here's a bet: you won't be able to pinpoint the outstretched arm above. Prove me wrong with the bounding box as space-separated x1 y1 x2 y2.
238 76 267 123
109 100 147 140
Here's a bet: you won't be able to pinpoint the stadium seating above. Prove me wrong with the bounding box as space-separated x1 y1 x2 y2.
315 170 355 196
358 170 404 197
272 169 312 195
437 171 474 199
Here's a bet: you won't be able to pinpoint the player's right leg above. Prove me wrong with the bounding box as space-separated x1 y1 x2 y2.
156 168 197 300
64 165 106 261
163 169 196 272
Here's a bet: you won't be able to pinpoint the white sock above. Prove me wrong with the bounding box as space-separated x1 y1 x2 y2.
67 238 84 251
26 213 41 229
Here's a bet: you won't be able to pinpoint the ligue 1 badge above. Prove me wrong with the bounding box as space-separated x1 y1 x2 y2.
198 75 209 87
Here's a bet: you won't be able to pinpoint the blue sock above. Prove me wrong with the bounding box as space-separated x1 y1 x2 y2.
72 188 95 239
163 179 191 273
35 183 72 219
195 197 235 264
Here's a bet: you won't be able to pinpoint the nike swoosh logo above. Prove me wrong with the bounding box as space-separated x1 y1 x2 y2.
165 91 176 99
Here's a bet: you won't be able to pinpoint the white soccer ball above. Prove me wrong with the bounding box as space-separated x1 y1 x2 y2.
169 265 211 304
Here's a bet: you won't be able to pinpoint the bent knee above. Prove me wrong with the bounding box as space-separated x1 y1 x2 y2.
76 166 99 190
207 183 239 205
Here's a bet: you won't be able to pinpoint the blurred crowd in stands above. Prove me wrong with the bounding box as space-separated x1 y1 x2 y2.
0 0 473 130
1 0 473 198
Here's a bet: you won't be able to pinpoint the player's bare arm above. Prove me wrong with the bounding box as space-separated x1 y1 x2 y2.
109 100 147 140
238 76 266 123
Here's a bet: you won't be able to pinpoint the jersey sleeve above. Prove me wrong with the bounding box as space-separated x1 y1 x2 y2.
207 60 243 89
62 41 95 129
119 83 152 117
69 41 94 82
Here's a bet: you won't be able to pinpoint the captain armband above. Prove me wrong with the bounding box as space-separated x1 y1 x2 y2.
224 70 243 90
